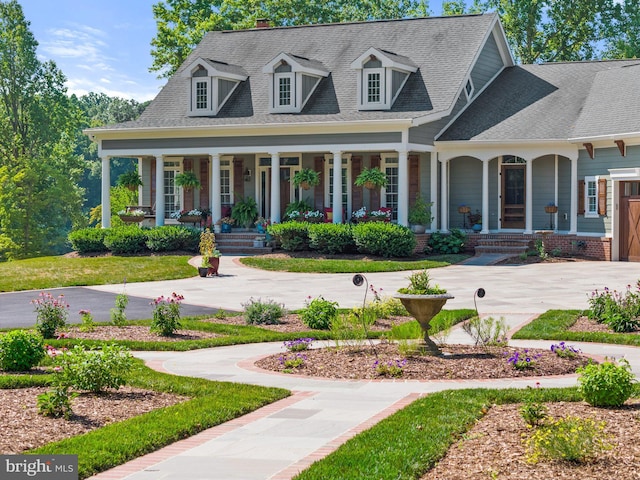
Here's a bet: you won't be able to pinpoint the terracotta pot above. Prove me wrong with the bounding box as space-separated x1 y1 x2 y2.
208 256 220 276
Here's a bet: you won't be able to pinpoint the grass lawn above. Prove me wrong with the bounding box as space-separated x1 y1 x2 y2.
239 254 470 273
0 256 196 292
0 361 289 479
512 309 640 347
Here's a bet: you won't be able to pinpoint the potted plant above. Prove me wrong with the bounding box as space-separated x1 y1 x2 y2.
199 228 221 276
198 256 210 277
116 171 143 191
231 195 258 229
468 210 482 232
174 171 201 191
292 168 320 190
394 270 453 355
220 216 234 233
408 196 433 233
354 167 387 189
117 208 146 223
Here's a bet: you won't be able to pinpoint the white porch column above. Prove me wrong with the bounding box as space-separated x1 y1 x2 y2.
210 153 221 223
136 157 143 204
569 156 578 234
101 156 111 228
332 150 343 223
155 155 165 226
430 153 438 231
440 157 449 232
481 159 490 234
397 150 409 226
270 152 281 223
525 158 533 233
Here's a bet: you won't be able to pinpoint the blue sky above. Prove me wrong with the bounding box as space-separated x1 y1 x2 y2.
22 0 459 103
23 0 164 102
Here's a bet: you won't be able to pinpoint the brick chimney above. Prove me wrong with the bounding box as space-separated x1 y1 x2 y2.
256 18 270 28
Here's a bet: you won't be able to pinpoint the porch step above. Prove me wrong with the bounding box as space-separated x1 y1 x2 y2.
214 231 273 255
474 238 532 256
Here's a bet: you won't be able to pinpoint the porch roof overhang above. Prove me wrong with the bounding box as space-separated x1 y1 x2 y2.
434 139 579 162
568 131 640 146
609 167 640 181
84 118 414 143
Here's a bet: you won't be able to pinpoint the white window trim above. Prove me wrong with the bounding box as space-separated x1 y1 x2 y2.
381 154 399 221
361 68 386 109
164 159 183 221
350 47 417 111
191 77 211 115
585 175 599 218
220 156 234 206
324 154 352 215
273 72 296 112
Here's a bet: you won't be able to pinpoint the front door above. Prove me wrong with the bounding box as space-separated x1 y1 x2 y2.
620 182 640 261
501 164 525 229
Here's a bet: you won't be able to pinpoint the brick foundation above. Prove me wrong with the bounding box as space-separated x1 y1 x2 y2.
414 232 611 261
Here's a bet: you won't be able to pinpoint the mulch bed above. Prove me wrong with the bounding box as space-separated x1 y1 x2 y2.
255 343 590 380
568 316 640 335
425 401 640 479
0 386 187 454
61 325 222 342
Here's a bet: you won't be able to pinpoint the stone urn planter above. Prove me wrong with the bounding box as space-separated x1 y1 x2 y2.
394 293 454 355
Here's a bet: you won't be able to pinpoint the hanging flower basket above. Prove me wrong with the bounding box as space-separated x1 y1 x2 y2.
178 215 202 224
119 215 145 223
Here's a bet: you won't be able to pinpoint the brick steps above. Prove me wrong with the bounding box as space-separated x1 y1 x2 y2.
215 231 273 255
474 238 532 256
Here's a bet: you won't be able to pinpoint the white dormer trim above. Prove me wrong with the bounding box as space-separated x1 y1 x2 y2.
181 57 248 117
350 47 417 111
263 53 329 113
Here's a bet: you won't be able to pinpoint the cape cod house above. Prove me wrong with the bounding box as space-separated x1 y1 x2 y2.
86 13 640 261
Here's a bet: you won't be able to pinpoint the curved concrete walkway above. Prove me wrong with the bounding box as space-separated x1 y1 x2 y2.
78 258 640 480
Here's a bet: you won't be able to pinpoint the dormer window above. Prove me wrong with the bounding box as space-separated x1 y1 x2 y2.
351 48 417 110
263 53 329 113
181 58 248 116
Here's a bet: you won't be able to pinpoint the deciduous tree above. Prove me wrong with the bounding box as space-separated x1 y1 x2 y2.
0 0 84 259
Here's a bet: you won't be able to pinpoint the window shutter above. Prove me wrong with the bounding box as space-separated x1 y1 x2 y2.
150 160 156 213
314 156 324 210
370 155 381 210
598 178 607 215
233 158 244 198
578 180 585 215
351 156 363 211
409 155 419 207
199 158 209 209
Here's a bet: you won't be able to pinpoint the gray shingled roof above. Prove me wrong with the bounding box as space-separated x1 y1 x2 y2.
438 60 640 142
571 62 640 139
98 14 497 130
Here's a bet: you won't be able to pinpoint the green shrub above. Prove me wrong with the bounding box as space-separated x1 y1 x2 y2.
110 292 128 326
462 316 508 347
397 270 446 294
54 344 134 393
104 226 148 254
525 416 612 464
299 296 339 330
351 223 416 257
267 222 310 251
37 385 76 419
67 228 109 253
243 298 286 325
32 292 69 339
308 223 354 254
428 229 467 254
0 330 45 372
519 401 548 427
577 359 635 407
145 226 199 252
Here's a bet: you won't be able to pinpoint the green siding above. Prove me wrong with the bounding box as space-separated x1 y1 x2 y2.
532 155 556 230
557 157 572 232
449 156 482 229
469 33 504 96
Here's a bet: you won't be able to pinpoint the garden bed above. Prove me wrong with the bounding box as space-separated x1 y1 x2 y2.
61 325 222 342
255 343 590 380
0 386 187 454
425 400 640 479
